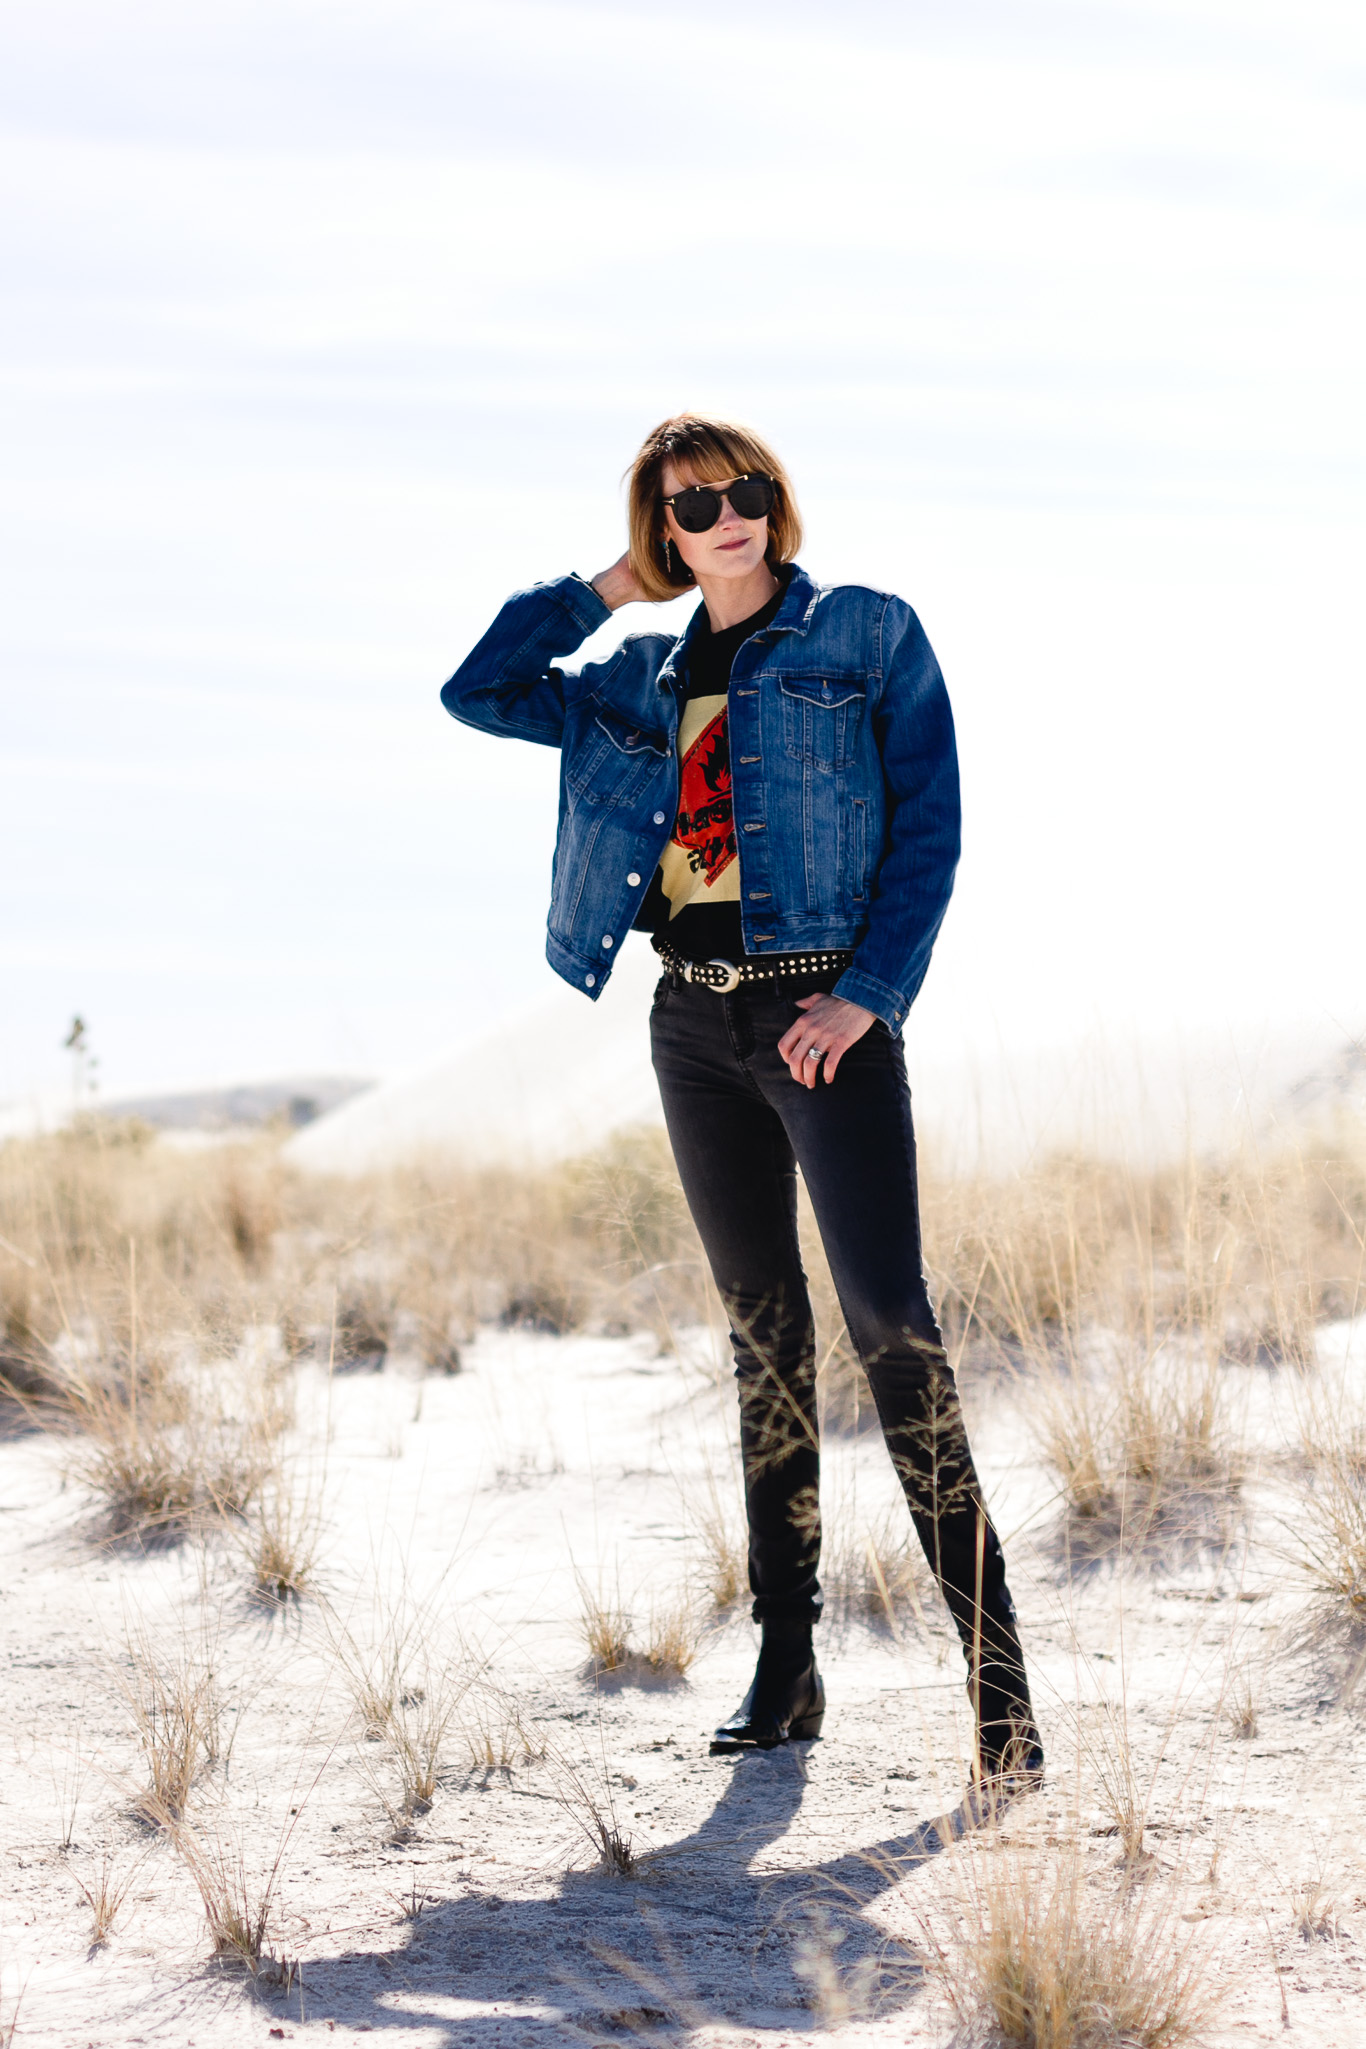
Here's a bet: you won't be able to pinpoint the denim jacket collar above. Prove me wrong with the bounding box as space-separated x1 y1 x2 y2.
660 562 819 688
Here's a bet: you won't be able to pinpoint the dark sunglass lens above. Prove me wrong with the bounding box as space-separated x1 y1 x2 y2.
728 474 775 520
672 487 722 533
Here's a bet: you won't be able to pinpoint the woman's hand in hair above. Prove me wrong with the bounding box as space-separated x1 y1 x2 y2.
591 551 651 611
778 993 876 1088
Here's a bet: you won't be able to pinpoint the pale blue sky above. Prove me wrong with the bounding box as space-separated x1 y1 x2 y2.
2 0 1363 1109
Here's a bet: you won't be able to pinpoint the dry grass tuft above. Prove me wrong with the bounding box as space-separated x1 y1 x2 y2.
121 1628 225 1827
544 1738 640 1877
577 1577 633 1676
688 1470 748 1612
461 1687 542 1775
1225 1668 1259 1741
821 1497 937 1635
921 1840 1216 2049
641 1595 702 1679
1291 1873 1340 1942
1034 1341 1244 1566
70 1850 142 1947
172 1825 295 1984
239 1472 322 1607
1287 1403 1366 1631
40 1348 280 1545
573 1576 700 1683
925 1138 1366 1372
384 1655 472 1817
330 1598 475 1822
914 1131 1365 1566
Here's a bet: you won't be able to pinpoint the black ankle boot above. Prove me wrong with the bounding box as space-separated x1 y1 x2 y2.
974 1689 1044 1797
710 1618 825 1754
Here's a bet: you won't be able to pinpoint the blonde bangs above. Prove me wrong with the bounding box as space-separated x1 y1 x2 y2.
626 413 803 602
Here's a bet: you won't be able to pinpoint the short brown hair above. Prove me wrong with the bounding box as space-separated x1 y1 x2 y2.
626 413 803 602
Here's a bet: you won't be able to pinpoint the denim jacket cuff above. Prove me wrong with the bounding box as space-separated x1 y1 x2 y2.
557 573 613 635
833 967 910 1034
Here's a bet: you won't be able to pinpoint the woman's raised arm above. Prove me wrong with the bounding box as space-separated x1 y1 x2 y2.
440 572 614 747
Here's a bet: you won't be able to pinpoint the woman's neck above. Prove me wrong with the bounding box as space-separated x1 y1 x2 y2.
698 562 782 633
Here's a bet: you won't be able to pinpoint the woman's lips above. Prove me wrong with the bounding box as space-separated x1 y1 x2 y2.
716 538 749 551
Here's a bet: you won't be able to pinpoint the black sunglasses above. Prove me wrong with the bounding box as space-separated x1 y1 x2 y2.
661 472 776 534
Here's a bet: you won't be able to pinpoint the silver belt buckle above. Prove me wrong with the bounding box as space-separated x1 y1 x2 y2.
707 958 741 994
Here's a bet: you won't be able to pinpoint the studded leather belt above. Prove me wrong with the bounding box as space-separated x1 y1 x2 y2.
652 936 854 995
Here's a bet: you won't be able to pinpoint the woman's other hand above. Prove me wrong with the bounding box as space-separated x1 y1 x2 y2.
778 993 876 1087
591 551 651 611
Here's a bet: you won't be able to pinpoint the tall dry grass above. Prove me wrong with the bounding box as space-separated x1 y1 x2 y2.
5 1115 1361 1386
0 1120 704 1389
925 1135 1366 1369
2 1110 1362 1570
922 1134 1366 1562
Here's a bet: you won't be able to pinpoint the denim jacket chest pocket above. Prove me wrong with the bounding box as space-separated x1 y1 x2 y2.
566 701 670 806
778 674 866 773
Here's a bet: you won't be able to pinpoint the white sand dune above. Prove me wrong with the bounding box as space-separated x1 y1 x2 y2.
287 943 1364 1177
285 945 665 1174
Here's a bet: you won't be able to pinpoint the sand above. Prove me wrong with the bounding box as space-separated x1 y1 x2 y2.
3 1321 1366 2047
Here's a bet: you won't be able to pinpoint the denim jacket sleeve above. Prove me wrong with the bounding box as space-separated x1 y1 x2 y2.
439 573 614 745
832 599 961 1028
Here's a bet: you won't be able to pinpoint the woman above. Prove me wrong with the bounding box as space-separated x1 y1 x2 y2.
442 414 1041 1792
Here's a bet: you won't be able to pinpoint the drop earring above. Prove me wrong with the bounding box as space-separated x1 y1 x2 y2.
663 535 673 577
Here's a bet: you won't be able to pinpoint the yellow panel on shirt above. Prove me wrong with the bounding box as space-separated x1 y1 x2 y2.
657 692 739 922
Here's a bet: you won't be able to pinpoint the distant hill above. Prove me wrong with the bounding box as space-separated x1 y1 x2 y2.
100 1075 374 1132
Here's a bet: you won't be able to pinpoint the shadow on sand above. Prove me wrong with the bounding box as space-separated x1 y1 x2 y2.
291 1741 982 2042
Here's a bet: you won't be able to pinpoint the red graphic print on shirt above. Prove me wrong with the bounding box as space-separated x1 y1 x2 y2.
674 706 735 885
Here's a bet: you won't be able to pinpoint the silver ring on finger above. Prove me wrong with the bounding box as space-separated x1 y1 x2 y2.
805 1046 824 1061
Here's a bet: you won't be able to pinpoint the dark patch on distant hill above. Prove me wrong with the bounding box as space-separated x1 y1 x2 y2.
99 1075 374 1131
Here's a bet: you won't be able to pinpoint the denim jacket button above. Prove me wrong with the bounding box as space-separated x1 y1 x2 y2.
585 973 596 987
602 934 614 947
653 812 666 825
626 870 641 886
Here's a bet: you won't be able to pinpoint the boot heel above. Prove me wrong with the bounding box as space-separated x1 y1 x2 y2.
789 1708 824 1741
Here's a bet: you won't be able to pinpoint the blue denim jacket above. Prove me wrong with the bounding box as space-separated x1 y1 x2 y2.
440 563 959 1031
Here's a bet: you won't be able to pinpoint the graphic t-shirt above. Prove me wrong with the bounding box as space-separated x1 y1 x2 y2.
635 582 786 962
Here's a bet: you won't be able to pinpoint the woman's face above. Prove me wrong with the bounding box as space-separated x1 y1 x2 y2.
660 460 771 585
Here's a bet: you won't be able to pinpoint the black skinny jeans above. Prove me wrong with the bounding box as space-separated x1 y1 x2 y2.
649 971 1034 1751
